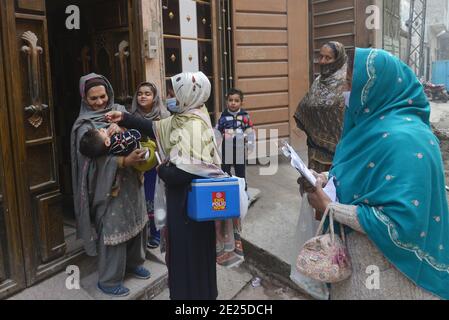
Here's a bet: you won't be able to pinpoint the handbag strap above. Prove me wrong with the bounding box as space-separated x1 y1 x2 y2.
315 207 332 238
315 205 346 245
339 220 346 245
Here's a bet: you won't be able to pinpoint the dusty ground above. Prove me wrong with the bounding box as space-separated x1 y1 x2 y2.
233 274 310 300
430 101 449 182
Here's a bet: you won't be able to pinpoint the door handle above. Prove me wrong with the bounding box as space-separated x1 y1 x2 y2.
21 31 49 128
115 40 132 103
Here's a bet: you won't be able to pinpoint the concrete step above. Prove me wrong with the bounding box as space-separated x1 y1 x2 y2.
153 260 309 301
152 176 306 301
9 186 262 301
233 272 309 300
9 249 168 300
241 157 316 299
151 190 260 301
247 187 261 207
152 264 253 300
241 239 307 296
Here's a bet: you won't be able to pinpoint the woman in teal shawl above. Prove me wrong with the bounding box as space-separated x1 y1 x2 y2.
307 48 449 299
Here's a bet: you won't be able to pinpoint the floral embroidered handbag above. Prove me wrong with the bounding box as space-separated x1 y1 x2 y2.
296 206 352 283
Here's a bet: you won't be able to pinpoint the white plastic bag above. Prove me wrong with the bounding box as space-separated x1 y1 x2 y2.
154 177 167 231
290 196 330 300
234 176 249 221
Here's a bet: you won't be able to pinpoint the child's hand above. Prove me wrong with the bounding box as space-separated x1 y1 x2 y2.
123 149 147 167
107 124 122 136
105 111 123 123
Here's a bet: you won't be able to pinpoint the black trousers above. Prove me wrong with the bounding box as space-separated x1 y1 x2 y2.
222 163 246 180
222 139 247 190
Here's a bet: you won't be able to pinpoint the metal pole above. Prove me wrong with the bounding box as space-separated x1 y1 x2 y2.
406 0 415 66
418 0 427 78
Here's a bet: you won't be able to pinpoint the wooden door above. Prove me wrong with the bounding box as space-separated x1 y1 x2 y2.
231 0 291 145
0 0 145 293
0 0 145 290
47 0 144 214
0 10 27 298
383 0 402 57
0 0 69 286
89 0 144 107
309 0 375 78
230 0 310 152
309 0 357 77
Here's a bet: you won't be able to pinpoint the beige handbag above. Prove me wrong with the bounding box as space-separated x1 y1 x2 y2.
296 207 352 283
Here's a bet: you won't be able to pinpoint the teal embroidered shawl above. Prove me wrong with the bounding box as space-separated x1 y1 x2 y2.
330 48 449 299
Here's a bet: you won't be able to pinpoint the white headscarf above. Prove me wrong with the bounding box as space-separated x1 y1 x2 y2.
153 71 226 178
171 71 211 113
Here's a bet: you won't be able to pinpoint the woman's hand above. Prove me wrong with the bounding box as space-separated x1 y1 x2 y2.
297 170 328 196
107 123 122 136
123 149 147 167
307 177 332 220
105 111 123 123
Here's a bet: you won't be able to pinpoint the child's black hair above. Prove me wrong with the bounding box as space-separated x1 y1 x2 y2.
138 82 157 97
79 129 109 159
227 88 244 101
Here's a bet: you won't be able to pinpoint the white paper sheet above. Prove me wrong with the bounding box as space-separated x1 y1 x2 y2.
323 177 337 202
281 142 317 186
282 142 337 201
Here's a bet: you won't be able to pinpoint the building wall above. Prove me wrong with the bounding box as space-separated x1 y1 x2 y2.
426 0 449 79
231 0 309 147
139 0 310 148
383 0 402 56
141 0 166 94
287 0 310 149
427 0 449 30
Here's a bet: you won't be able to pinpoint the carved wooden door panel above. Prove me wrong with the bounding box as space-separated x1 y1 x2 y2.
1 0 67 286
0 10 27 298
45 0 144 223
89 0 143 107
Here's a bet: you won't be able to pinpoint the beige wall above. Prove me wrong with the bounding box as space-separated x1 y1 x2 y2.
231 0 309 150
372 0 384 49
288 0 309 150
141 0 166 95
139 0 309 149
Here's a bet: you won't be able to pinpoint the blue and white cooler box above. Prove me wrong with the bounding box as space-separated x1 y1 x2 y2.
187 178 241 222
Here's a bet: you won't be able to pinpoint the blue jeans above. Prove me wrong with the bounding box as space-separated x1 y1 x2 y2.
149 216 160 243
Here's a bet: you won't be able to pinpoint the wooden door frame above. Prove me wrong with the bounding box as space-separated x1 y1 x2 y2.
308 0 314 83
211 0 222 121
1 0 38 286
355 0 377 48
1 0 86 287
0 0 27 298
308 0 377 81
129 0 145 86
0 0 145 294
